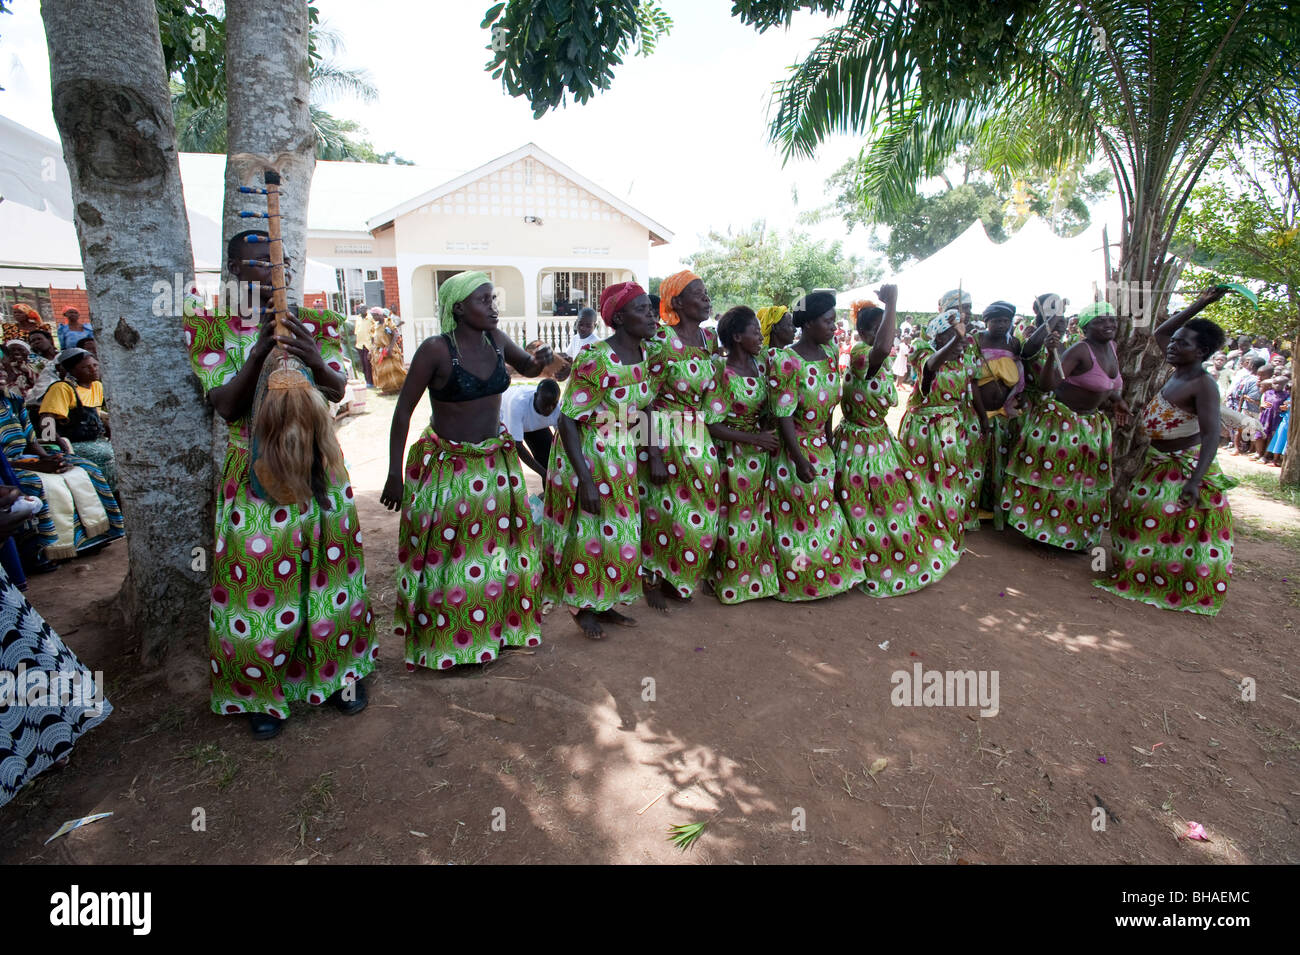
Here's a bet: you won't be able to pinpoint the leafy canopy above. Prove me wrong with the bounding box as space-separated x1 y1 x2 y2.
683 221 875 311
482 1 673 119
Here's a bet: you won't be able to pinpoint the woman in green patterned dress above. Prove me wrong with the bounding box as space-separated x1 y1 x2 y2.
1095 291 1234 614
708 306 780 604
638 270 728 610
543 282 657 638
835 286 961 596
1000 301 1130 551
382 272 554 670
767 291 866 601
186 231 375 739
898 309 990 537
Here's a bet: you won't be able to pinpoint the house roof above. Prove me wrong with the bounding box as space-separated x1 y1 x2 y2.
177 152 450 235
365 142 673 246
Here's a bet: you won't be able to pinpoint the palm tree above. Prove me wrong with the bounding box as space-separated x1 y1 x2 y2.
171 19 380 159
760 0 1299 481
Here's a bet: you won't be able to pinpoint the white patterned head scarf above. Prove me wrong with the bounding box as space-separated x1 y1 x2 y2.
927 308 962 340
938 289 971 311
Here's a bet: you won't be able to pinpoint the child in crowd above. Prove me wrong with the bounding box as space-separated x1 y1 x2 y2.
1260 375 1290 465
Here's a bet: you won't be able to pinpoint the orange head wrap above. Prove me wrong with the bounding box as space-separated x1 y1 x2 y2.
13 304 41 322
658 270 702 326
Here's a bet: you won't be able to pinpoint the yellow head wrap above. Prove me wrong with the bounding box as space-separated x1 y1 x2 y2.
757 305 788 347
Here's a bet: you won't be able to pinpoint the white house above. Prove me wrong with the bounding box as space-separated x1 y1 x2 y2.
1 115 672 353
361 143 672 348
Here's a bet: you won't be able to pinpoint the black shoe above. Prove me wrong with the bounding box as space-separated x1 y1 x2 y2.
248 712 284 740
328 678 368 715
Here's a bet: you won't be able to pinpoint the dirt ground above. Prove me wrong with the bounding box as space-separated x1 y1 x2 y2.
3 389 1298 865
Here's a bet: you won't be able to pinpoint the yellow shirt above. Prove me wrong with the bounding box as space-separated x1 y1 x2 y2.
353 316 375 350
39 379 104 418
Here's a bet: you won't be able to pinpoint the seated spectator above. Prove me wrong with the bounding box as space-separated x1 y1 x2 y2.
0 371 123 563
24 333 63 415
3 303 55 345
499 379 561 478
38 349 115 490
57 307 95 350
2 340 39 400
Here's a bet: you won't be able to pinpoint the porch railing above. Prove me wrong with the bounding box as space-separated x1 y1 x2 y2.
402 316 609 361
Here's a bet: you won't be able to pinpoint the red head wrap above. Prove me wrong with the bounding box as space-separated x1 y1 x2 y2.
598 282 647 325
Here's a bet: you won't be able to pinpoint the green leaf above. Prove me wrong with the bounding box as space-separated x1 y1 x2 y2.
1216 283 1260 308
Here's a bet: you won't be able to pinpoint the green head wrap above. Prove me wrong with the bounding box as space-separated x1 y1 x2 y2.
438 271 492 333
1076 301 1116 329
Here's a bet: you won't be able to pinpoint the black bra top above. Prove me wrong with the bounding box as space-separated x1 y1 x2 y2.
430 331 511 402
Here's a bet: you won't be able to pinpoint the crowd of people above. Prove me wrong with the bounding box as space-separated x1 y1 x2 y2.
0 302 119 809
172 237 1263 740
1217 335 1292 464
0 243 1270 777
344 305 407 395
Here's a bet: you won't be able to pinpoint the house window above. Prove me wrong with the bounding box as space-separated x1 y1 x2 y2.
366 270 379 282
543 271 609 315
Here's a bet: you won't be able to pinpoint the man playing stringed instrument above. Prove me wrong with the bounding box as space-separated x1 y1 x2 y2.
185 228 377 739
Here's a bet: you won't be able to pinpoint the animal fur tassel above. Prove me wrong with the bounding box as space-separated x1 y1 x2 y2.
252 377 345 507
242 163 346 508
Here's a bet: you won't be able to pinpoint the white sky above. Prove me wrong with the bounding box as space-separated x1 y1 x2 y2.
0 0 871 276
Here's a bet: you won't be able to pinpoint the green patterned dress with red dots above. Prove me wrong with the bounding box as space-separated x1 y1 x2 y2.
898 346 986 536
542 340 656 611
835 343 962 596
637 325 728 598
185 308 376 718
766 345 866 601
710 361 780 603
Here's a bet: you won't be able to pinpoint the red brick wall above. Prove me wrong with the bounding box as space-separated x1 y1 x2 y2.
303 291 327 310
48 287 90 325
382 267 400 315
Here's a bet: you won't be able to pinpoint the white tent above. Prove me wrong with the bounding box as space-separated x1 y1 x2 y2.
1 118 339 294
838 216 1116 316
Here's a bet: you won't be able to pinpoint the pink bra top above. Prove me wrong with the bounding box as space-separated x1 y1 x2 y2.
1062 340 1123 393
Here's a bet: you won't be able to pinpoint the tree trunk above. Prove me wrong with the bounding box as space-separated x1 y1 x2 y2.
1281 300 1300 487
223 0 315 299
41 0 212 664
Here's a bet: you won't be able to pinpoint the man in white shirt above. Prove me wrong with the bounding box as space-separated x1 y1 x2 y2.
500 379 562 477
564 308 599 359
1247 337 1272 364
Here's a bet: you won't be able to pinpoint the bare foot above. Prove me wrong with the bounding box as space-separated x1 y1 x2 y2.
598 609 638 628
660 580 692 604
574 609 605 640
644 586 670 613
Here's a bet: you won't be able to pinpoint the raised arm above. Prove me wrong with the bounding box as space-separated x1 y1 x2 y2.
866 284 897 380
920 335 963 395
1154 287 1228 350
1043 341 1087 393
1021 321 1050 360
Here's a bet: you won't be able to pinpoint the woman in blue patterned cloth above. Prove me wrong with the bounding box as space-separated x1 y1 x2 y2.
0 483 112 808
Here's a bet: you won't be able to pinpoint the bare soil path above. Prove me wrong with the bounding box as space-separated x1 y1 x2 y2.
3 392 1296 864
